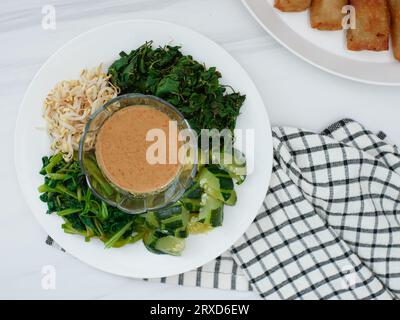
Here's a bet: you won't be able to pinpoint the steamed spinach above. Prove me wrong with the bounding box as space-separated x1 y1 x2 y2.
108 42 245 133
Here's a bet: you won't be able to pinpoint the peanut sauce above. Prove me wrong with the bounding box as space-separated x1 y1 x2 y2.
95 106 182 194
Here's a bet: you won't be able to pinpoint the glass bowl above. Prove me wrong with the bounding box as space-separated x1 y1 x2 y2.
79 93 197 214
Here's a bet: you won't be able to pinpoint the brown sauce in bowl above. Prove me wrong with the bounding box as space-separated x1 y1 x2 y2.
95 106 182 194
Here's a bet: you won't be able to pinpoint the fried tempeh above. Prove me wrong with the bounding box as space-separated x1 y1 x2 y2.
388 0 400 60
274 0 312 12
347 0 390 51
310 0 349 30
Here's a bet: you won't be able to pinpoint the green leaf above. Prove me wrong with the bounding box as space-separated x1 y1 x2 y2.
104 221 133 249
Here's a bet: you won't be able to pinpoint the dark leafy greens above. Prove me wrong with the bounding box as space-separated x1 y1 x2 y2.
108 42 246 133
38 153 145 248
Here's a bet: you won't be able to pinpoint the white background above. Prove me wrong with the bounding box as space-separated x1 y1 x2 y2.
1 0 400 299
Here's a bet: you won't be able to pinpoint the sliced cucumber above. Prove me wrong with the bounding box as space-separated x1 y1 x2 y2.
143 230 185 256
183 182 203 199
197 148 210 169
143 230 165 254
145 202 189 238
180 182 202 212
199 193 224 227
188 219 213 234
155 235 185 256
211 148 247 185
180 198 201 213
174 228 189 238
158 203 189 233
145 211 160 229
198 165 237 206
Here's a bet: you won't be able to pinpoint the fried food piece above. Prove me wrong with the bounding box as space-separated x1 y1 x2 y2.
274 0 312 12
347 0 390 51
310 0 349 30
388 0 400 60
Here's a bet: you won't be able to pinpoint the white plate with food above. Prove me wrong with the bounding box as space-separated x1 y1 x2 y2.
242 0 400 86
14 20 272 278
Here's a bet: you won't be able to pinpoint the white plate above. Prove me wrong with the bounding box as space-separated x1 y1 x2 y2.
14 20 272 278
242 0 400 86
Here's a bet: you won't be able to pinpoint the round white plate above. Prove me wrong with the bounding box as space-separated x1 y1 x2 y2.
14 20 272 278
243 0 400 86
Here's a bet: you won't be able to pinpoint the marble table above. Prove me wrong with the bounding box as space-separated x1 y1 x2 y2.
1 0 399 299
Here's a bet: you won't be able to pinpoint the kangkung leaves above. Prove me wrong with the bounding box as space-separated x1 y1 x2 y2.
108 42 245 133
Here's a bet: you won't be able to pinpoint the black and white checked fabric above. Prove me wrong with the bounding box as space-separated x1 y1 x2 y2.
46 119 400 299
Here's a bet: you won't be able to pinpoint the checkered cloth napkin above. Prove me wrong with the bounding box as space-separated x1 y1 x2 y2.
47 119 400 299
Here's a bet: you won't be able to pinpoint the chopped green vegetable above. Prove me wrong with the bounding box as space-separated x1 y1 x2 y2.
39 153 145 249
198 165 237 206
188 219 213 234
108 42 246 133
211 148 247 185
180 182 202 213
145 202 189 238
143 230 185 256
43 153 63 174
198 193 224 227
82 156 114 197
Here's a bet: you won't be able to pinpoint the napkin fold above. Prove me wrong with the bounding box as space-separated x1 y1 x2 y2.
46 119 400 300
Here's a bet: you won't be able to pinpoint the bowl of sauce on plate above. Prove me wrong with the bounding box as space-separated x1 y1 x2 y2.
79 94 197 214
95 105 183 194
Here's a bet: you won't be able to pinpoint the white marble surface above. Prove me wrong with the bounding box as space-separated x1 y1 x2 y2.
1 0 400 299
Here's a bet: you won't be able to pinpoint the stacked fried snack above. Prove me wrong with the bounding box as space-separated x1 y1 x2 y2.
274 0 400 61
